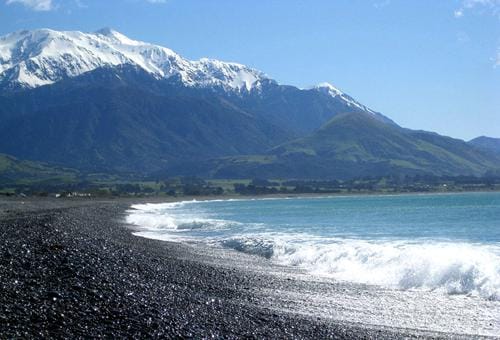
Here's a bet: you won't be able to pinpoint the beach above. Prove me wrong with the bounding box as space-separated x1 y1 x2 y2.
0 197 492 339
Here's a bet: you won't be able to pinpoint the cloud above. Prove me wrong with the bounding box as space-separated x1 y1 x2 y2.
74 0 86 8
146 0 167 3
454 0 500 18
455 1 500 68
453 0 500 68
373 0 391 9
454 9 464 18
6 0 53 11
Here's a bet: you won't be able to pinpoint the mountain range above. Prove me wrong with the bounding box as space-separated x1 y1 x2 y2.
0 28 499 180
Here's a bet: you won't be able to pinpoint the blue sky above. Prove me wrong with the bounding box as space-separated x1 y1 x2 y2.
0 0 499 140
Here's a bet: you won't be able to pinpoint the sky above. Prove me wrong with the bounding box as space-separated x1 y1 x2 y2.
0 0 499 140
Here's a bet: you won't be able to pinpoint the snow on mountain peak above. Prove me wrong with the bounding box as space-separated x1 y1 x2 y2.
0 28 379 116
313 82 375 114
94 27 118 36
94 27 144 46
196 58 265 91
314 82 344 96
0 28 269 92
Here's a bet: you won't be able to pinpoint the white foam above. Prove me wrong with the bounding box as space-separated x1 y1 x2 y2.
129 200 194 211
223 235 500 300
126 200 240 232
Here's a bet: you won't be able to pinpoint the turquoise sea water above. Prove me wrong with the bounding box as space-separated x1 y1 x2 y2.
127 192 500 300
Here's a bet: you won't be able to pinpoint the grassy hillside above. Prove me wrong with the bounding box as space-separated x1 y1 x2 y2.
0 154 78 186
195 112 500 179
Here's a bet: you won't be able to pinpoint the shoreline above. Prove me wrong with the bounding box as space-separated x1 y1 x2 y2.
129 188 500 207
0 197 496 338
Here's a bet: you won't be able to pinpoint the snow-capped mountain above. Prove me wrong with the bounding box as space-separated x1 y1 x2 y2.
0 28 381 117
312 82 376 114
0 28 269 92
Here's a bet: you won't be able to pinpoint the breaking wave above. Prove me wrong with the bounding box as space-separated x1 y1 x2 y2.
126 201 241 231
222 236 500 300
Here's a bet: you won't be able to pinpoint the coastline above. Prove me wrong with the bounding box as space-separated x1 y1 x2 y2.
129 188 500 207
0 197 495 338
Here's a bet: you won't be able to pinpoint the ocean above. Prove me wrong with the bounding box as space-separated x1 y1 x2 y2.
127 192 500 300
126 192 500 335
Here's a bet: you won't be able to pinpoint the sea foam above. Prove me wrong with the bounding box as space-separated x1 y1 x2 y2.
222 235 500 300
126 201 240 231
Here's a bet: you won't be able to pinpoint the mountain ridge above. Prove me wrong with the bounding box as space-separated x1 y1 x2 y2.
0 28 387 121
0 28 269 92
0 28 498 179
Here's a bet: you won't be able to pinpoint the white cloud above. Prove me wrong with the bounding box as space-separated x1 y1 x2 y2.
455 0 500 18
373 0 391 9
6 0 53 11
455 0 500 68
74 0 86 8
5 0 166 11
454 9 464 18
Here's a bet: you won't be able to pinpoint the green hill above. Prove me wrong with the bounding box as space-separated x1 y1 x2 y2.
196 112 500 179
0 154 78 186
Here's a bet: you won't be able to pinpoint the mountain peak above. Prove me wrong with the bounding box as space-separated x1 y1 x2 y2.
94 27 116 36
312 82 377 115
0 28 269 92
469 136 500 156
470 136 500 142
314 82 344 96
93 27 142 46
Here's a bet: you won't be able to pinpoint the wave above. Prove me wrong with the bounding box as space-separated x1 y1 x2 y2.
221 235 500 300
126 201 240 231
126 200 500 300
129 201 195 211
